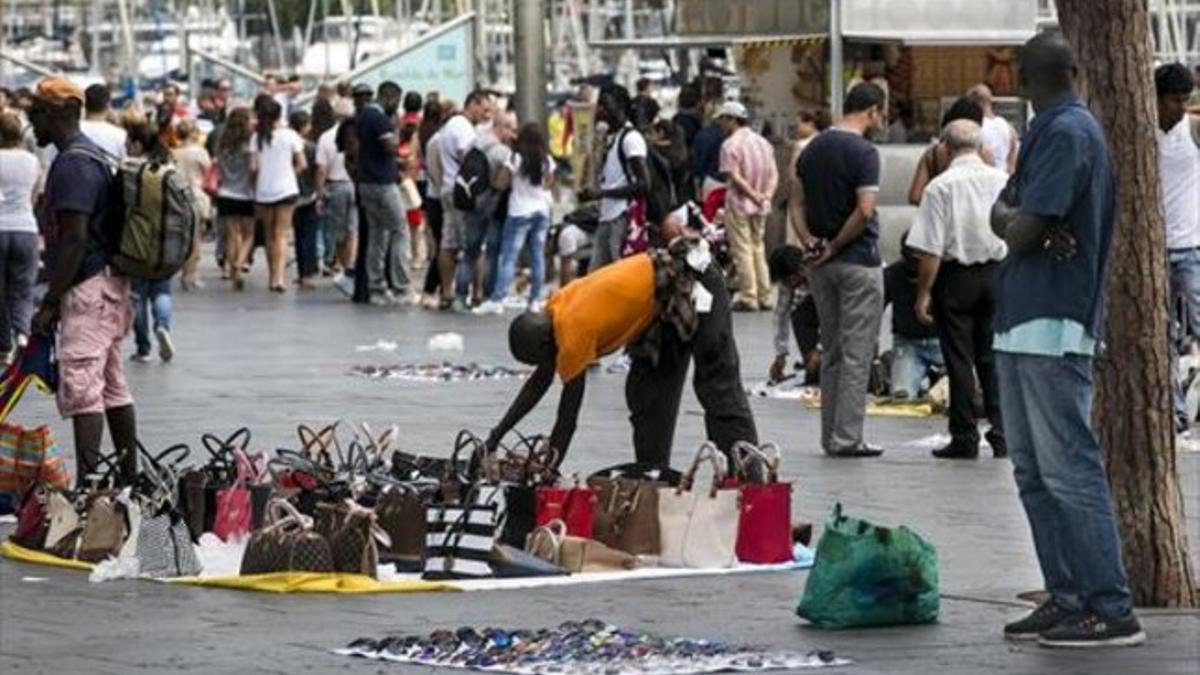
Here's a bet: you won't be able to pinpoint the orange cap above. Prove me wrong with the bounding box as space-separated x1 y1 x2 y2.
34 76 85 106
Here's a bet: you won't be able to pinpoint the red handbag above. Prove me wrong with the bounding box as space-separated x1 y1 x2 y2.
12 482 48 549
212 450 254 542
729 442 793 564
536 480 596 539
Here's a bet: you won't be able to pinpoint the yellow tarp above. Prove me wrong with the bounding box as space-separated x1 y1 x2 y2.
0 541 95 570
802 400 936 418
168 573 457 595
1 541 457 594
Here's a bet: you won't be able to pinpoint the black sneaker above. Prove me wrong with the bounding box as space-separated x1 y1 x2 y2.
986 428 1007 458
1038 611 1146 648
931 442 979 459
1004 600 1074 641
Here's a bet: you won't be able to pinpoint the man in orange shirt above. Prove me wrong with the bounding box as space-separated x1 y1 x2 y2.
486 233 758 466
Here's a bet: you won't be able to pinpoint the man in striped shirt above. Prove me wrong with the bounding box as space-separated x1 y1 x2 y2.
717 102 779 311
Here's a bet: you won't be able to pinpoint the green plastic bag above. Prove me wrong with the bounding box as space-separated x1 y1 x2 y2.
796 504 939 629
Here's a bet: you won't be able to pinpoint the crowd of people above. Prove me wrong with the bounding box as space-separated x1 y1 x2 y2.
0 31 1196 648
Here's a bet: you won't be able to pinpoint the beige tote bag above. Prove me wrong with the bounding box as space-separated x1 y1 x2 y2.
658 443 739 569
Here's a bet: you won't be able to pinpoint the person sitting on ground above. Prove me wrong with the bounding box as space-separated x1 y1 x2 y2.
767 245 820 386
28 76 139 485
487 214 758 467
884 232 945 401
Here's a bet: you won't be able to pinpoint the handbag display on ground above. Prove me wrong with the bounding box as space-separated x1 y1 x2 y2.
797 504 940 629
77 491 128 563
423 483 502 580
325 500 391 578
657 443 739 569
12 482 49 549
526 519 637 573
729 442 793 564
374 483 428 571
240 499 335 575
212 449 257 542
134 445 201 578
43 488 81 557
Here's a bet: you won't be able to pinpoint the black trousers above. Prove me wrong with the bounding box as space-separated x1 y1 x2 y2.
352 184 370 303
625 264 759 467
422 189 444 296
932 261 1002 447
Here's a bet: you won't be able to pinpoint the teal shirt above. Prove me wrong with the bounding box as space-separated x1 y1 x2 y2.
994 319 1097 357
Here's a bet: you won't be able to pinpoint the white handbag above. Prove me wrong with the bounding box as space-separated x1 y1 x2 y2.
658 443 739 569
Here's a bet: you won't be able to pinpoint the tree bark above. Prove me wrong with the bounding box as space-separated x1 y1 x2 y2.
1055 0 1198 607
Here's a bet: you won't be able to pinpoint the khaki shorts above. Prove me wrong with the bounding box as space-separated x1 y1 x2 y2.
441 194 468 250
57 275 134 417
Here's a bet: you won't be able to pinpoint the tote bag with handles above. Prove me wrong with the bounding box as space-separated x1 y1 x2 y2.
423 483 503 580
729 442 794 564
657 443 739 569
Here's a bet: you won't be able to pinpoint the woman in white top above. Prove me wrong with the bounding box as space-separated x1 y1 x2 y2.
477 123 554 314
0 112 40 362
250 96 306 293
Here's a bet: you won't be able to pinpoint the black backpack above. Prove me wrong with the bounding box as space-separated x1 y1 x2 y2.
616 127 678 225
452 146 492 212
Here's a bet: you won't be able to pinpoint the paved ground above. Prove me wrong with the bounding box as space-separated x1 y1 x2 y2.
1 256 1198 675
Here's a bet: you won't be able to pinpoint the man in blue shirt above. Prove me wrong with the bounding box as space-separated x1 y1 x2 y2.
990 33 1143 648
355 81 409 306
793 82 887 458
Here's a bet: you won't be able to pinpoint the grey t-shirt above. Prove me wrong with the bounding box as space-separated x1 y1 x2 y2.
216 144 254 201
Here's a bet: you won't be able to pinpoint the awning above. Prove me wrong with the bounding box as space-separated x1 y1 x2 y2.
589 33 825 51
842 29 1035 46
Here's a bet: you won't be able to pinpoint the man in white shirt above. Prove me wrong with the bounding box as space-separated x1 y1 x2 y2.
436 90 489 309
1155 63 1200 431
315 98 357 275
79 84 126 160
910 119 1009 459
577 84 650 272
967 84 1018 174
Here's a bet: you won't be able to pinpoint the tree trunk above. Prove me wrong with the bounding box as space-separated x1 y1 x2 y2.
1055 0 1198 607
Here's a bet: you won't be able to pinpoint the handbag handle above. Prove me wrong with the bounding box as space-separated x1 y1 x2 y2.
729 441 780 484
527 519 566 563
340 498 393 549
201 427 252 471
450 429 485 483
151 443 191 470
677 442 728 498
296 422 340 468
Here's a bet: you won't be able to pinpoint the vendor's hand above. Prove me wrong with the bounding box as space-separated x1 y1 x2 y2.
1043 225 1077 261
31 301 59 336
915 292 934 326
769 355 787 384
577 187 599 202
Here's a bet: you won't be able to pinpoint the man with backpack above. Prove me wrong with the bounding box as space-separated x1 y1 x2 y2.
437 91 490 310
27 76 139 486
453 111 516 310
577 84 653 272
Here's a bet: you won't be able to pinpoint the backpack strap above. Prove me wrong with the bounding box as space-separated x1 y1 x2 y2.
612 125 634 186
61 145 120 173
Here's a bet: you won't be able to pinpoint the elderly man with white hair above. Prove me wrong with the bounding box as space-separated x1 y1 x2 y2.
909 119 1010 459
967 84 1019 174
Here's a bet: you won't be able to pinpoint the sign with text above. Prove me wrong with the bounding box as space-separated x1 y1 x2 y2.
351 19 474 106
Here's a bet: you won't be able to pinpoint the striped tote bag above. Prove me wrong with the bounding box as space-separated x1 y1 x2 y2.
422 484 503 580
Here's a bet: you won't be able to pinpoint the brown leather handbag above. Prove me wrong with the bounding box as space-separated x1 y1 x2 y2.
374 485 426 570
326 500 391 578
240 499 335 575
526 519 637 573
77 492 128 563
589 477 665 556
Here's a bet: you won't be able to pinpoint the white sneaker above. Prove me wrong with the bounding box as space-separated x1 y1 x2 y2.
333 273 355 298
472 300 505 316
155 327 175 363
502 295 528 310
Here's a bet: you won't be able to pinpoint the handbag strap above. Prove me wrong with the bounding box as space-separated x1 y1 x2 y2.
527 519 566 562
297 422 340 468
678 442 728 497
450 429 485 484
340 498 393 548
729 441 780 484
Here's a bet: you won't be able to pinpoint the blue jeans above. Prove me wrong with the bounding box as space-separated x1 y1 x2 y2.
1168 248 1200 424
455 209 501 301
890 335 944 399
132 278 173 356
995 351 1134 620
490 212 550 303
